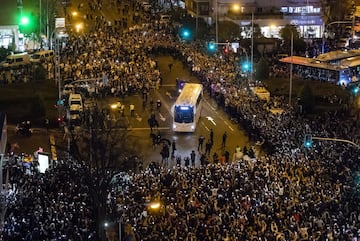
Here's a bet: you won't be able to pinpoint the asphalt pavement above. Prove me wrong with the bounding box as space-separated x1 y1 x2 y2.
5 55 258 169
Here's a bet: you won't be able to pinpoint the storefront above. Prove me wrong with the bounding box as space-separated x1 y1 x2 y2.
0 25 23 51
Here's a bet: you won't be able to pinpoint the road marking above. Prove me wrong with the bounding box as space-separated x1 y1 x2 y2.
201 122 210 131
204 99 217 111
159 113 166 121
206 116 216 125
224 120 234 131
128 127 170 131
135 113 142 122
165 91 174 99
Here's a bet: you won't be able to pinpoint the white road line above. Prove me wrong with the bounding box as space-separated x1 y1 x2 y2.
128 127 170 131
201 122 210 131
203 99 217 111
224 120 234 131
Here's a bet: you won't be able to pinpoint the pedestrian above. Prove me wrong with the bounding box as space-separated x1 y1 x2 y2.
130 104 135 117
44 118 49 131
213 152 219 164
156 99 161 110
200 153 207 166
168 63 173 72
205 139 212 156
209 129 214 144
148 117 157 133
190 150 196 166
160 144 169 164
176 155 181 166
171 140 176 157
198 135 205 151
184 157 190 167
221 131 227 148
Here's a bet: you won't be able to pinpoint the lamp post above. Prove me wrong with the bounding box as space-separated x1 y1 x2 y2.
289 30 293 106
250 10 254 84
215 0 218 44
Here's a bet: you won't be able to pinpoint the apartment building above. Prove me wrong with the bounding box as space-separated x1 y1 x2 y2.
186 0 324 39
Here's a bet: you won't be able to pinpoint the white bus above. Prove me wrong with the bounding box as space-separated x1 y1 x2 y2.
172 83 203 132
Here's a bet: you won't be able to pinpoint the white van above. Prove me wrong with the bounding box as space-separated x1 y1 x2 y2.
2 53 31 68
68 93 83 112
68 105 82 125
30 50 54 63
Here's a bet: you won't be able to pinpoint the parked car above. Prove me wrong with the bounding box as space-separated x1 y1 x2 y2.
30 50 54 63
1 53 30 69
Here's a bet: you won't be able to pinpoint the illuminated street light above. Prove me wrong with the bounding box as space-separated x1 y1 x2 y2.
75 23 83 33
232 4 241 12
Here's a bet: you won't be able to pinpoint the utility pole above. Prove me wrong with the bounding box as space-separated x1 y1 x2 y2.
250 10 254 84
289 30 293 106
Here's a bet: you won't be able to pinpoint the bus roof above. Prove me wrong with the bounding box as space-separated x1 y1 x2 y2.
279 56 340 71
316 49 360 62
339 55 360 67
174 83 203 107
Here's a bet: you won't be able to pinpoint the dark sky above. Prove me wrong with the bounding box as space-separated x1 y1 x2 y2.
0 0 38 26
0 0 18 25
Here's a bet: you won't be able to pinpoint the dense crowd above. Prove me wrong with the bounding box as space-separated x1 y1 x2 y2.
112 155 359 240
1 160 97 241
1 0 360 240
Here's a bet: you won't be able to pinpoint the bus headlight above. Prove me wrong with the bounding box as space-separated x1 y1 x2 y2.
191 125 195 130
173 124 177 129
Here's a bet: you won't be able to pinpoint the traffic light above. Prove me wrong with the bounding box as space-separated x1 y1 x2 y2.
304 134 313 148
207 41 216 52
179 28 191 41
20 16 30 25
351 86 359 95
18 13 35 34
242 61 251 72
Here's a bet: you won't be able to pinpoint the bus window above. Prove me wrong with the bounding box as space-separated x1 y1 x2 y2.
172 83 203 132
174 106 194 123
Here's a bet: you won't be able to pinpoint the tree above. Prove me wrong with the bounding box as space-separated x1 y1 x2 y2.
255 57 269 80
321 0 352 23
218 21 241 42
69 107 142 240
279 24 306 54
298 84 315 114
0 47 11 62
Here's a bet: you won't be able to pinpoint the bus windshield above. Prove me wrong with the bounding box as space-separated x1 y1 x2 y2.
174 106 193 123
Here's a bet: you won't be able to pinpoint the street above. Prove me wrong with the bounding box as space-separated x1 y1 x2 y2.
5 55 254 167
84 55 253 167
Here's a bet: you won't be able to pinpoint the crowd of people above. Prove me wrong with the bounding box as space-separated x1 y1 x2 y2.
1 0 360 240
1 160 97 240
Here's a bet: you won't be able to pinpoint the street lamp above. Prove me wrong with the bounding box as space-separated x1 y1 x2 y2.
289 30 293 106
215 0 219 44
250 10 254 84
75 23 83 33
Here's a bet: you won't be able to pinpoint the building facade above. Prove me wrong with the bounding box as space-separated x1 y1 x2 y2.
186 0 324 39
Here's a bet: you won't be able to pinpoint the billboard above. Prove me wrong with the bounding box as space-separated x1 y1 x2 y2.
38 152 50 174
